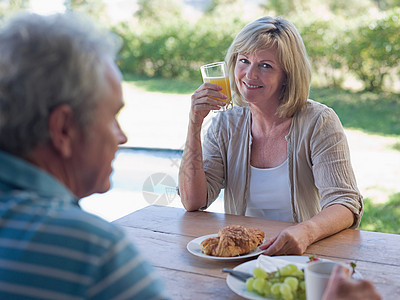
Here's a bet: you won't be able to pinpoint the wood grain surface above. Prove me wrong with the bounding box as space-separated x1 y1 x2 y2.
114 205 400 299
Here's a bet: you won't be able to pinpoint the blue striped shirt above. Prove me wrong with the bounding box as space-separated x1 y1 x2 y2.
0 150 167 299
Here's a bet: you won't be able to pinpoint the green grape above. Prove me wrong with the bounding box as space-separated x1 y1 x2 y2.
297 281 306 300
279 283 292 295
286 264 298 273
271 283 281 295
246 263 306 299
246 277 254 291
284 276 299 291
253 267 267 279
263 281 272 295
299 280 306 291
279 266 291 276
280 264 298 276
253 277 266 294
293 269 304 277
282 291 294 300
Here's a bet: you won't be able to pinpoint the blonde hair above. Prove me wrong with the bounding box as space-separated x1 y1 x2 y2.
225 16 311 117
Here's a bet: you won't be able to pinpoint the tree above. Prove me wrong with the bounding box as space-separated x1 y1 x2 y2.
372 0 400 10
7 0 30 10
64 0 108 21
342 8 400 91
327 0 374 17
135 0 183 24
205 0 240 14
0 0 30 22
261 0 298 16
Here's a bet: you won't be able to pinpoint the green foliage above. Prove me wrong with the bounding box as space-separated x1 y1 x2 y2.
327 0 374 17
0 0 30 21
205 0 240 14
64 0 108 20
373 0 400 10
341 8 400 91
115 1 400 92
135 0 182 24
299 19 345 88
115 19 198 79
393 141 400 151
114 14 244 80
261 0 375 18
360 193 400 234
294 7 400 92
310 87 400 136
6 0 30 9
261 0 297 16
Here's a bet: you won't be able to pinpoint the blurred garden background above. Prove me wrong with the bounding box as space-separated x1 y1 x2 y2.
1 0 399 233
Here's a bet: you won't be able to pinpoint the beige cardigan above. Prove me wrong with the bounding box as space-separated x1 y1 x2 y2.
202 99 363 228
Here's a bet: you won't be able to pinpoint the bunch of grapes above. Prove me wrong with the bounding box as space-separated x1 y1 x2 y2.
245 264 306 300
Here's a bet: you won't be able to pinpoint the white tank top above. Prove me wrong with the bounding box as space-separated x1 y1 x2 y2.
245 159 293 221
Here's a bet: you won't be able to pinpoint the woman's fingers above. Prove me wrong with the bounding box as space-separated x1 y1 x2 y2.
261 226 309 256
259 236 277 250
192 90 227 106
194 83 227 102
189 83 228 124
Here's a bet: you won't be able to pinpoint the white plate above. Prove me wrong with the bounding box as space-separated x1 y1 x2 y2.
186 234 264 261
226 255 362 300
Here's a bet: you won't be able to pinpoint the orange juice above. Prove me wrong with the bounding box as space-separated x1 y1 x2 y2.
204 76 232 103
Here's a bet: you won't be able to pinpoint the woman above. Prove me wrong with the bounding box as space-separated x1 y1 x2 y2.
178 16 363 255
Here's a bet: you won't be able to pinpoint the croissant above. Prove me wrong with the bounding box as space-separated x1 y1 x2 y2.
201 225 264 257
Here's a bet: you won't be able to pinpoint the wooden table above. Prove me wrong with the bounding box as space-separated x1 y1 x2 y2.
113 205 400 299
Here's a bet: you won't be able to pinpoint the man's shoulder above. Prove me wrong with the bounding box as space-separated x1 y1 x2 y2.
53 207 126 243
0 191 125 244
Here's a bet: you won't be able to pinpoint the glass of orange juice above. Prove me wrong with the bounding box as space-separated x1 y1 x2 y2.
200 61 233 111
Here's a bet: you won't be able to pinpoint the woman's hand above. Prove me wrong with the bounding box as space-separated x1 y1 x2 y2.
259 223 313 255
260 205 354 256
322 265 381 300
190 82 227 124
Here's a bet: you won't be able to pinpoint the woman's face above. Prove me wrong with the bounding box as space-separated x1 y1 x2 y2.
234 47 286 108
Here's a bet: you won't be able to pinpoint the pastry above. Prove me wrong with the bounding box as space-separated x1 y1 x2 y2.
200 225 264 257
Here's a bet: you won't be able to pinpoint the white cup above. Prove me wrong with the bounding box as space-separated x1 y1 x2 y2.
305 261 341 300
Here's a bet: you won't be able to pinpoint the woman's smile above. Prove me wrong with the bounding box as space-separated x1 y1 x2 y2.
243 81 263 89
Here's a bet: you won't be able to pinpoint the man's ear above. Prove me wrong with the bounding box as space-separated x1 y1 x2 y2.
48 104 77 158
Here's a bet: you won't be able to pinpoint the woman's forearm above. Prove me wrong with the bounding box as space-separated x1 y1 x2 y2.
179 82 226 211
178 121 208 211
302 204 354 244
261 204 354 255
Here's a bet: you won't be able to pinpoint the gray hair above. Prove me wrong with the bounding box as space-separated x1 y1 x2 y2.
0 12 121 157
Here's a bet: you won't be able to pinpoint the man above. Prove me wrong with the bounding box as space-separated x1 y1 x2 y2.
0 13 166 299
323 265 381 300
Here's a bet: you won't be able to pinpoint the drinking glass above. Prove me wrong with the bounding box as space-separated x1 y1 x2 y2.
200 61 233 111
